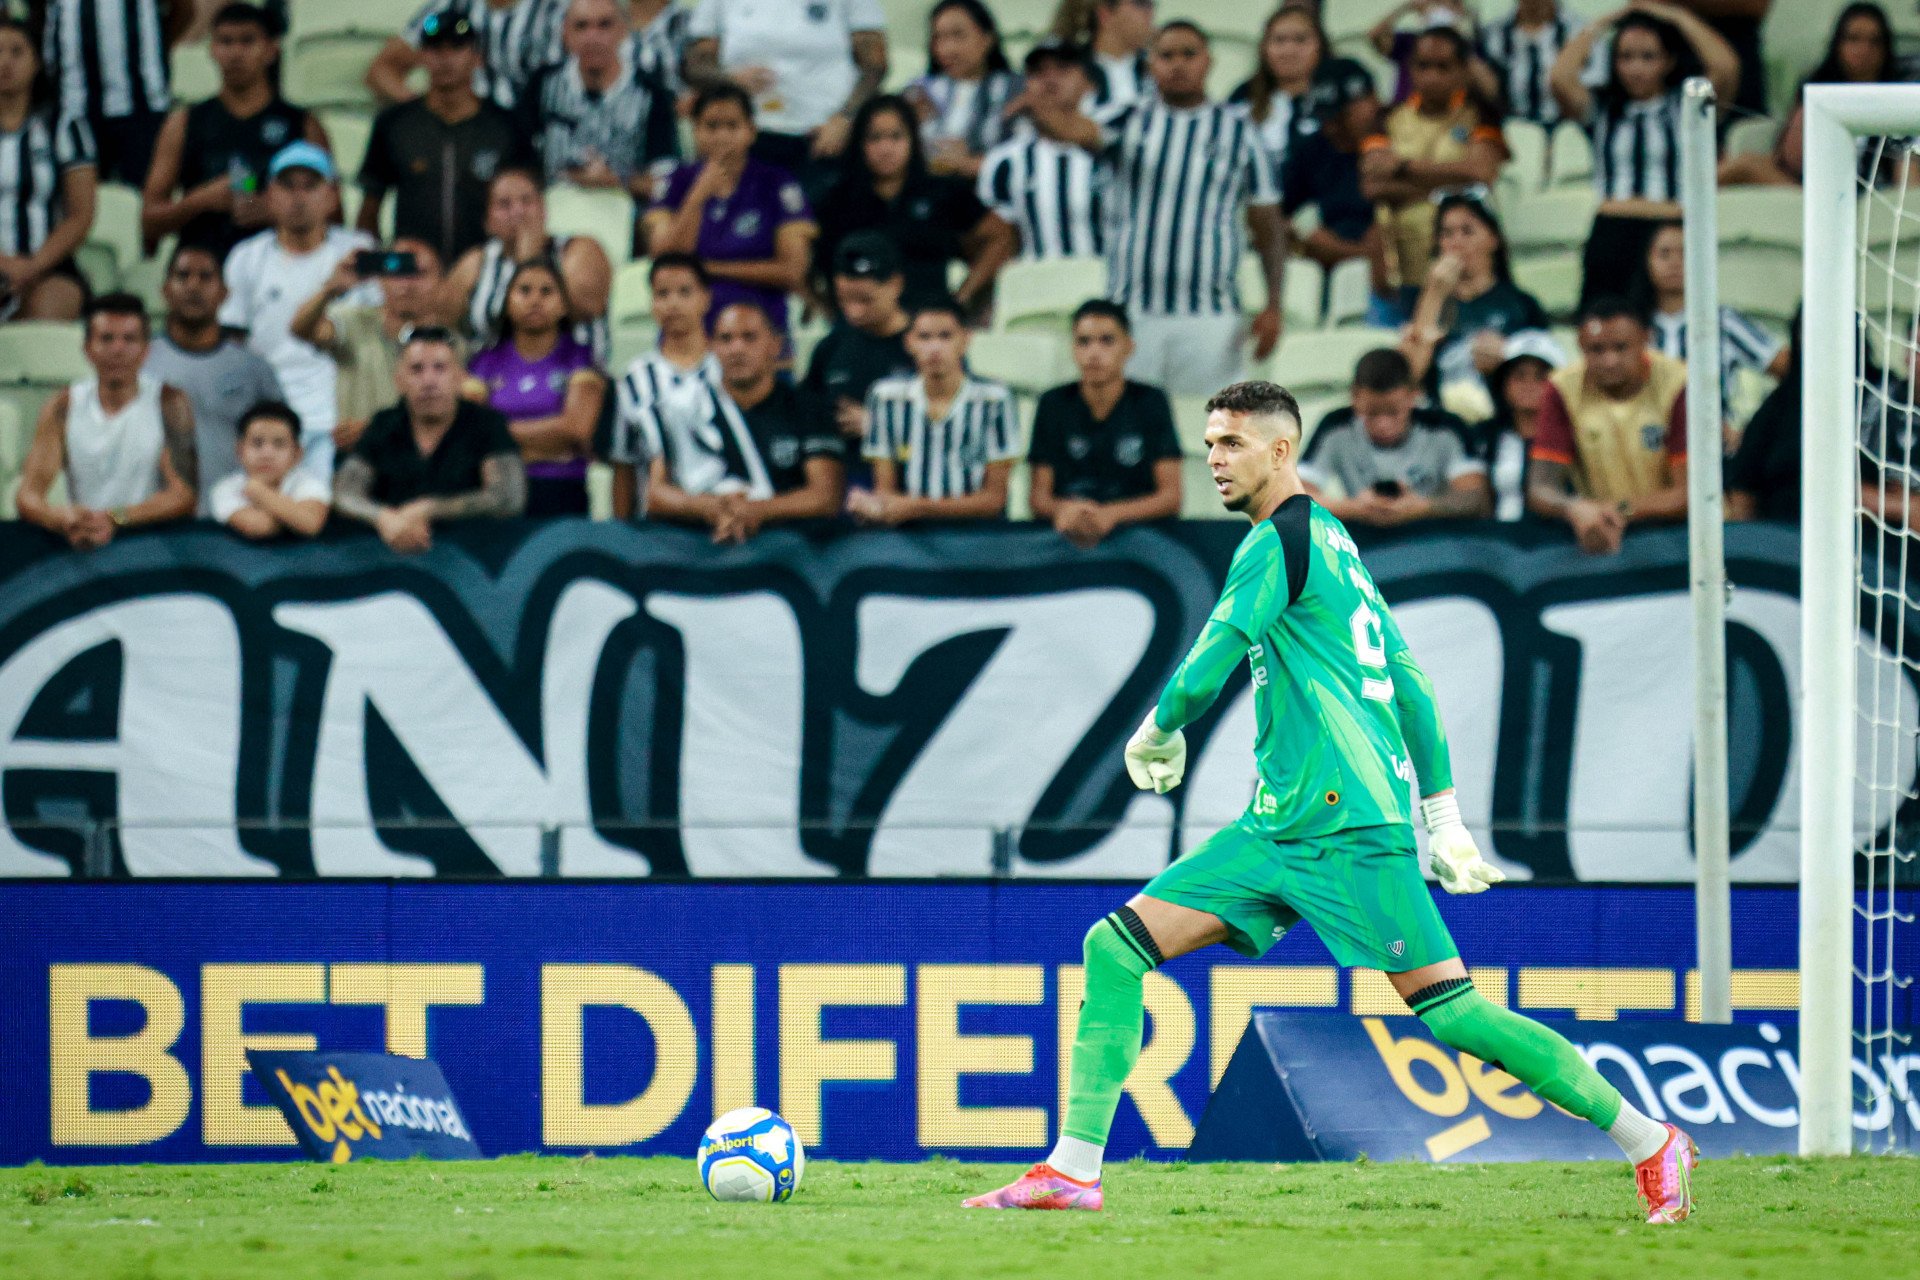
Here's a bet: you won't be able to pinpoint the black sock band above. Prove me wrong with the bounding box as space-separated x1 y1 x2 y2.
1107 905 1164 968
1405 976 1474 1016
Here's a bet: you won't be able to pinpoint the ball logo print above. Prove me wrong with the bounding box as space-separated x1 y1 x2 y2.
698 1108 805 1203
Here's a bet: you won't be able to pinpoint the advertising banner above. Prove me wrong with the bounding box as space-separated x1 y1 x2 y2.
247 1050 482 1163
1190 1014 1916 1163
6 879 1910 1166
0 519 1900 883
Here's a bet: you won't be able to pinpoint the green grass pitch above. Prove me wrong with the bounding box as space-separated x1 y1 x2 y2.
2 1156 1914 1279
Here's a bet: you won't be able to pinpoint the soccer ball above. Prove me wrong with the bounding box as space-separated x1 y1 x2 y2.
696 1108 805 1203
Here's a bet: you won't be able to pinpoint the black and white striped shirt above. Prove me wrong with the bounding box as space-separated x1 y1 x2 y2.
0 108 95 259
607 348 721 464
631 1 694 92
407 0 568 110
977 130 1104 259
1087 49 1150 113
1590 90 1683 202
650 378 839 496
913 70 1023 158
522 51 679 186
1101 100 1280 317
465 234 612 362
1651 306 1781 416
1478 7 1577 126
42 0 171 122
863 374 1021 499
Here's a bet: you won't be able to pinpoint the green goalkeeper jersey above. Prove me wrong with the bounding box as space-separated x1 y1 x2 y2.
1156 493 1453 841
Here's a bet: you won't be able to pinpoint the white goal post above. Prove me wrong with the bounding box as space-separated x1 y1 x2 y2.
1800 83 1920 1158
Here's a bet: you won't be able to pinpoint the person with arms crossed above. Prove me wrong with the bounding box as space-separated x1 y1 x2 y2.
210 400 331 540
802 232 912 479
963 378 1699 1225
855 298 1020 525
16 293 197 549
605 251 721 518
1525 294 1688 553
333 326 527 553
1042 22 1288 395
1300 347 1491 526
642 300 844 543
976 39 1106 262
145 241 285 509
1028 299 1181 547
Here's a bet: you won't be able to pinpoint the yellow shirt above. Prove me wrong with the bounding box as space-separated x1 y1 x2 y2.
1533 352 1690 503
1369 95 1503 287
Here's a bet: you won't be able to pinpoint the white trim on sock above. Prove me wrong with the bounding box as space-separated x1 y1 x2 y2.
1605 1100 1669 1165
1047 1135 1103 1182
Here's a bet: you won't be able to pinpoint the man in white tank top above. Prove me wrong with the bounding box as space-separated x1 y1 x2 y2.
16 292 198 549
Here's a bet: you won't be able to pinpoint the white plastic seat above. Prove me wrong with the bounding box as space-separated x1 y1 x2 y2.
1265 327 1401 400
545 186 635 266
0 323 91 388
967 329 1066 394
992 255 1108 333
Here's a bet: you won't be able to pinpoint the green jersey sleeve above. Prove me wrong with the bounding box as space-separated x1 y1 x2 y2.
1154 618 1247 732
1379 602 1455 796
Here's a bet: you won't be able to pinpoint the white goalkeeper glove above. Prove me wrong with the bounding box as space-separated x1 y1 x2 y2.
1421 793 1504 895
1124 714 1187 794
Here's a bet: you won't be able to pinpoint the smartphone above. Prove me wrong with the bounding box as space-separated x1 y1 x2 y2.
1372 479 1405 499
354 250 419 278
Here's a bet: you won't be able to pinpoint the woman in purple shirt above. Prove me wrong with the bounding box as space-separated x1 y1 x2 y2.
466 259 606 517
643 84 816 339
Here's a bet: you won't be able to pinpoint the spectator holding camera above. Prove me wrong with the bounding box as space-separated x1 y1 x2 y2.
140 3 328 259
0 13 97 323
290 237 446 456
17 294 197 549
1300 347 1491 527
1028 300 1182 547
333 326 526 553
210 400 331 540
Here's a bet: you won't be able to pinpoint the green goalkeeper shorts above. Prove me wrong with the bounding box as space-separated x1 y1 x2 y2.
1140 820 1458 971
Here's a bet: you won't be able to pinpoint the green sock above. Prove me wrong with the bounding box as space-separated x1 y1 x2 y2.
1060 910 1160 1145
1411 978 1623 1128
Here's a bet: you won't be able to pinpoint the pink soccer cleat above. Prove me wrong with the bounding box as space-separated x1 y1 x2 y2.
962 1163 1103 1210
1634 1124 1700 1224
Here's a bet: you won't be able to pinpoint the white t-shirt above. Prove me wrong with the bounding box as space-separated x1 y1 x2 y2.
208 467 332 525
218 226 377 478
688 0 884 135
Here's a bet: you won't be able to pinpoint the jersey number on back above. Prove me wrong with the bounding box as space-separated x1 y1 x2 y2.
1345 568 1394 703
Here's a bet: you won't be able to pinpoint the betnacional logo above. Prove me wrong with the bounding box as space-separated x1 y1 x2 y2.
250 1051 482 1164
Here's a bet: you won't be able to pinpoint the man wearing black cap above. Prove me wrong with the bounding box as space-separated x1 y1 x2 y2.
803 232 912 476
978 40 1105 262
358 9 537 265
1281 60 1386 293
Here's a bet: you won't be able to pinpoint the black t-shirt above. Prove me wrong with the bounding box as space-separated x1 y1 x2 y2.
803 321 912 408
179 95 312 255
1280 128 1373 242
813 175 987 305
1428 282 1552 394
360 99 536 265
1029 380 1182 504
732 381 844 494
354 399 518 506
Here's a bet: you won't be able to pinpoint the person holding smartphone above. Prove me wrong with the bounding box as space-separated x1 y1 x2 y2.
1299 346 1491 527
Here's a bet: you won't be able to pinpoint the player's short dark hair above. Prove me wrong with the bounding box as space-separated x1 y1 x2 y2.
1206 380 1301 429
165 240 223 274
909 296 969 328
693 83 755 123
1580 293 1650 328
1157 19 1208 45
1352 348 1415 393
211 3 276 36
713 298 776 331
650 251 710 289
238 399 303 443
1070 298 1130 333
84 292 151 336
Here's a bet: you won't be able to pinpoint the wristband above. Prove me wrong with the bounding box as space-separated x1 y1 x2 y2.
1137 714 1173 747
1419 793 1461 833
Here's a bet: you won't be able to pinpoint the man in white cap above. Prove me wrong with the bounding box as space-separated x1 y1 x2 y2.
219 140 378 478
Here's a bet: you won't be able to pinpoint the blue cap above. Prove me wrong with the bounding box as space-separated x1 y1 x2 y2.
267 141 336 183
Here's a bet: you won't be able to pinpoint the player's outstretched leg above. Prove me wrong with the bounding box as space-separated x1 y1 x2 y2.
962 906 1165 1210
1406 975 1698 1224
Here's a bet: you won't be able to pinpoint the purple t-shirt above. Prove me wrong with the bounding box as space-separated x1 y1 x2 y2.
469 332 597 478
653 156 812 334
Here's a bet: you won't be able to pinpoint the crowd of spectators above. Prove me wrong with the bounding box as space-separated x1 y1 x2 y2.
0 0 1894 559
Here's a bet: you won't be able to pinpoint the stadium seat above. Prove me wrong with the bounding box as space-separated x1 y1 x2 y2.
1281 257 1325 329
1547 126 1594 188
1716 186 1802 250
546 186 636 266
609 318 658 373
992 255 1106 333
884 44 928 92
1323 0 1405 45
287 0 413 42
88 182 143 276
122 238 172 317
1504 187 1598 253
318 110 373 183
1207 37 1257 103
587 461 614 520
1724 115 1779 160
285 36 382 110
1512 253 1582 321
968 329 1066 393
1502 119 1550 194
1170 393 1209 453
611 261 653 326
171 41 219 102
1719 246 1800 327
0 323 90 390
1266 327 1399 400
1325 257 1372 328
0 398 23 517
74 243 118 293
1293 393 1346 453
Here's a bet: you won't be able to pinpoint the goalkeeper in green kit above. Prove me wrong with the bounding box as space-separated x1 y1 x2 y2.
963 382 1698 1225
